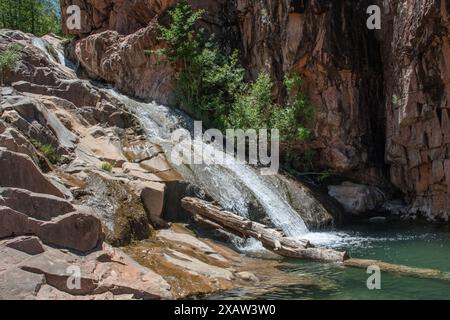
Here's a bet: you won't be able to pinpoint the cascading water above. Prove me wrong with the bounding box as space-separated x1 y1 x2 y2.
34 36 309 240
106 90 309 238
32 37 76 73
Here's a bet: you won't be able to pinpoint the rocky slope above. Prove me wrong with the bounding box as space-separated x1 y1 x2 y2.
0 29 334 299
60 0 450 221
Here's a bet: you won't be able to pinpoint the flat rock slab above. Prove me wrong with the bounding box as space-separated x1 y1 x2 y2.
4 236 45 255
0 149 64 197
163 249 234 281
0 238 173 300
0 268 45 300
158 229 227 262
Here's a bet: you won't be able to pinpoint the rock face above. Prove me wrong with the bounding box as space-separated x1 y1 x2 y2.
60 0 176 36
0 239 172 300
0 149 64 197
328 182 386 215
2 29 294 300
376 0 450 221
265 174 341 227
60 0 450 221
0 188 102 252
236 0 386 183
63 0 238 105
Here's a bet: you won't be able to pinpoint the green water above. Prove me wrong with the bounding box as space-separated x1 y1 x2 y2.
211 223 450 300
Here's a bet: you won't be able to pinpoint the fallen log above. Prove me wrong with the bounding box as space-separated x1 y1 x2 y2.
182 197 349 263
344 259 450 282
182 197 450 282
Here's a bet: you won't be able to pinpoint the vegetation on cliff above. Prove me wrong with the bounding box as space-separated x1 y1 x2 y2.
156 1 314 143
0 0 60 36
0 43 21 85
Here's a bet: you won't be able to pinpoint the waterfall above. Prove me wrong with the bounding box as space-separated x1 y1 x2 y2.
32 37 76 72
31 37 55 62
35 36 309 238
107 91 309 237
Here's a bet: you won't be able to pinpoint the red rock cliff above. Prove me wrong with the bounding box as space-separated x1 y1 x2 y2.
60 0 450 221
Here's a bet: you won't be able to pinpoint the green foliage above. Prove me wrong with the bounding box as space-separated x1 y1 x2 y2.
0 43 21 84
227 72 274 130
0 0 61 36
32 141 60 164
227 72 315 142
158 1 316 144
283 72 315 140
100 162 113 172
156 1 244 127
392 94 400 107
157 1 205 65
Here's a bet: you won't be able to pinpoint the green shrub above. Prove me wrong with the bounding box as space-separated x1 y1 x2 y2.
228 72 314 142
100 162 113 172
31 140 60 165
156 1 244 127
227 72 274 131
38 143 60 164
282 72 315 141
0 44 21 85
158 1 316 148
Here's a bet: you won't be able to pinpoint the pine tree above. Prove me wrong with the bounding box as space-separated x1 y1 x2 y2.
0 0 61 36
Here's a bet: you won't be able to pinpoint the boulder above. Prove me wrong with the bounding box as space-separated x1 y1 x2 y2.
2 95 77 151
265 174 340 227
157 229 226 262
4 236 45 255
236 271 259 283
0 188 74 221
140 154 173 173
328 182 386 215
0 240 172 300
76 172 151 246
122 162 163 182
0 126 41 165
162 249 234 281
0 268 45 300
136 181 168 228
0 149 64 197
0 188 102 252
11 80 101 110
38 211 102 252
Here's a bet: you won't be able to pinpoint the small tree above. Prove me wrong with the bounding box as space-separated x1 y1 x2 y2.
157 2 315 145
0 44 21 85
156 1 245 127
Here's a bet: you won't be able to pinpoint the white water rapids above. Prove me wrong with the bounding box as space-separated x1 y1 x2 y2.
32 36 365 249
107 90 309 238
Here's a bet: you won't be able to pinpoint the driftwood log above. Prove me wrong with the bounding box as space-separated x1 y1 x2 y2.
181 197 349 263
182 197 450 282
344 259 450 282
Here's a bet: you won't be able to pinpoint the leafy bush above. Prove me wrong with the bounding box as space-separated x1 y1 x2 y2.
30 140 60 165
0 44 21 85
156 1 244 127
100 162 113 172
227 72 274 131
157 1 315 142
38 143 60 164
228 72 314 142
